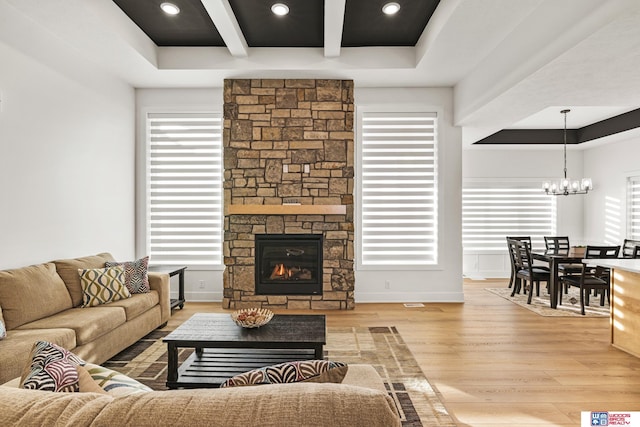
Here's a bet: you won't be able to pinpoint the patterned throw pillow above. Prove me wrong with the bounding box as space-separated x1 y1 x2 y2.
76 365 108 394
105 256 150 294
220 360 348 388
78 265 130 307
84 362 152 396
20 341 85 392
0 306 6 340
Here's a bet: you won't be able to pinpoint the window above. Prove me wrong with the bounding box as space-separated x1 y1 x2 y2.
627 176 640 240
358 112 438 267
462 181 556 252
146 112 223 268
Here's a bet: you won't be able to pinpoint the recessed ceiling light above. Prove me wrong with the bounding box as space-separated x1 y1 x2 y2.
160 2 180 15
271 3 289 16
382 2 401 15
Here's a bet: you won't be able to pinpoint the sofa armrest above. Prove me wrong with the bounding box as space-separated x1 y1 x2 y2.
148 272 171 324
341 364 387 393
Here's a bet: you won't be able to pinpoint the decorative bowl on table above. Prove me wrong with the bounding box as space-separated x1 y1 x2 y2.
231 308 274 328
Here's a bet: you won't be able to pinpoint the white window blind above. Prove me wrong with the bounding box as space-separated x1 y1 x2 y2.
462 182 557 252
627 176 640 240
360 112 438 266
147 112 223 268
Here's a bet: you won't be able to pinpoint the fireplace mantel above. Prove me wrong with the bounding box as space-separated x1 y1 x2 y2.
226 205 346 215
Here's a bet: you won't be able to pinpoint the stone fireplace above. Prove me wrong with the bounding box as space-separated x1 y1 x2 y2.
223 78 354 310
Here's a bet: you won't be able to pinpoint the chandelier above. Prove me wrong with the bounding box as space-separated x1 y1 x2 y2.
542 109 593 195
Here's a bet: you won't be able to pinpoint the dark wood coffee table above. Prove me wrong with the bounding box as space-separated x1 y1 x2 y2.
163 313 326 389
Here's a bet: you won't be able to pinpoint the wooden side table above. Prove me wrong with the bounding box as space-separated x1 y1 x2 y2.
148 265 187 310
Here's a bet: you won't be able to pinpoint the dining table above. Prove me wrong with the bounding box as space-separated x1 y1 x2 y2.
531 249 586 309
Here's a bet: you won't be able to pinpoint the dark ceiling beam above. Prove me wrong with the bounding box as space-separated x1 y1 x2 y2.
578 107 640 143
474 107 640 145
474 129 578 145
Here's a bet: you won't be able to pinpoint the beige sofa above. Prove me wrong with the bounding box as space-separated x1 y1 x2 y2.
0 365 401 426
0 253 170 384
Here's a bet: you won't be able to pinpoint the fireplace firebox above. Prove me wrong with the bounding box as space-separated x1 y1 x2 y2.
255 234 323 295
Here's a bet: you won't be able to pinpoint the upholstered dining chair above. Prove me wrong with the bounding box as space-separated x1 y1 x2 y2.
508 238 551 303
505 236 532 289
558 245 620 315
544 236 582 289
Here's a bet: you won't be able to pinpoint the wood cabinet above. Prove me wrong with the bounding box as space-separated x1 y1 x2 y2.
610 267 640 358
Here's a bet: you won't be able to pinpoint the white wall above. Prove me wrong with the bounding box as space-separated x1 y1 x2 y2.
135 88 224 302
0 41 135 269
355 88 464 302
462 146 585 278
583 136 640 245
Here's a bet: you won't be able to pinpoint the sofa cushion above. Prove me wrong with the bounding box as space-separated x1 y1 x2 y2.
0 328 77 385
0 387 114 426
0 263 73 329
105 256 150 294
79 266 130 307
220 360 348 388
84 362 152 396
104 291 159 320
20 341 85 392
17 306 126 346
53 253 115 307
0 383 402 427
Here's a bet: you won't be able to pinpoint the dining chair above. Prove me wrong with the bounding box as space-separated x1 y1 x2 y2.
559 245 620 315
621 239 640 258
509 239 551 303
544 236 570 251
544 236 582 289
505 236 532 289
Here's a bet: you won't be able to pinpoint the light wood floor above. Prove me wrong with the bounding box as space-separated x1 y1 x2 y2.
169 278 640 426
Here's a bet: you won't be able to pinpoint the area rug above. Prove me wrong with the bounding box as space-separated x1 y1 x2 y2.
104 325 456 427
486 287 610 317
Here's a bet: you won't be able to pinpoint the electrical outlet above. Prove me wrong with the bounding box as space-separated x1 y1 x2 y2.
199 280 205 289
384 280 390 289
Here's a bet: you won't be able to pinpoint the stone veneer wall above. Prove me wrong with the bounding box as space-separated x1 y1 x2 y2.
223 79 355 310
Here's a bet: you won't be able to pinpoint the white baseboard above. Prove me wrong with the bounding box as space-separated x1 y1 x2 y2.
174 291 465 304
355 291 464 303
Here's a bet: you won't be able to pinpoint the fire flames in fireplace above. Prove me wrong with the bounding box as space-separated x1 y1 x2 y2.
255 234 322 295
269 264 313 281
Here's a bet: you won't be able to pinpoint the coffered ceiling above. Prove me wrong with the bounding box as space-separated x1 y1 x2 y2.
2 0 640 146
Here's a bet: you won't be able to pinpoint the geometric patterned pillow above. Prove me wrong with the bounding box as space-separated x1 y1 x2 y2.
83 362 152 396
219 360 348 388
105 256 150 294
0 306 6 340
20 341 85 392
78 265 130 307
